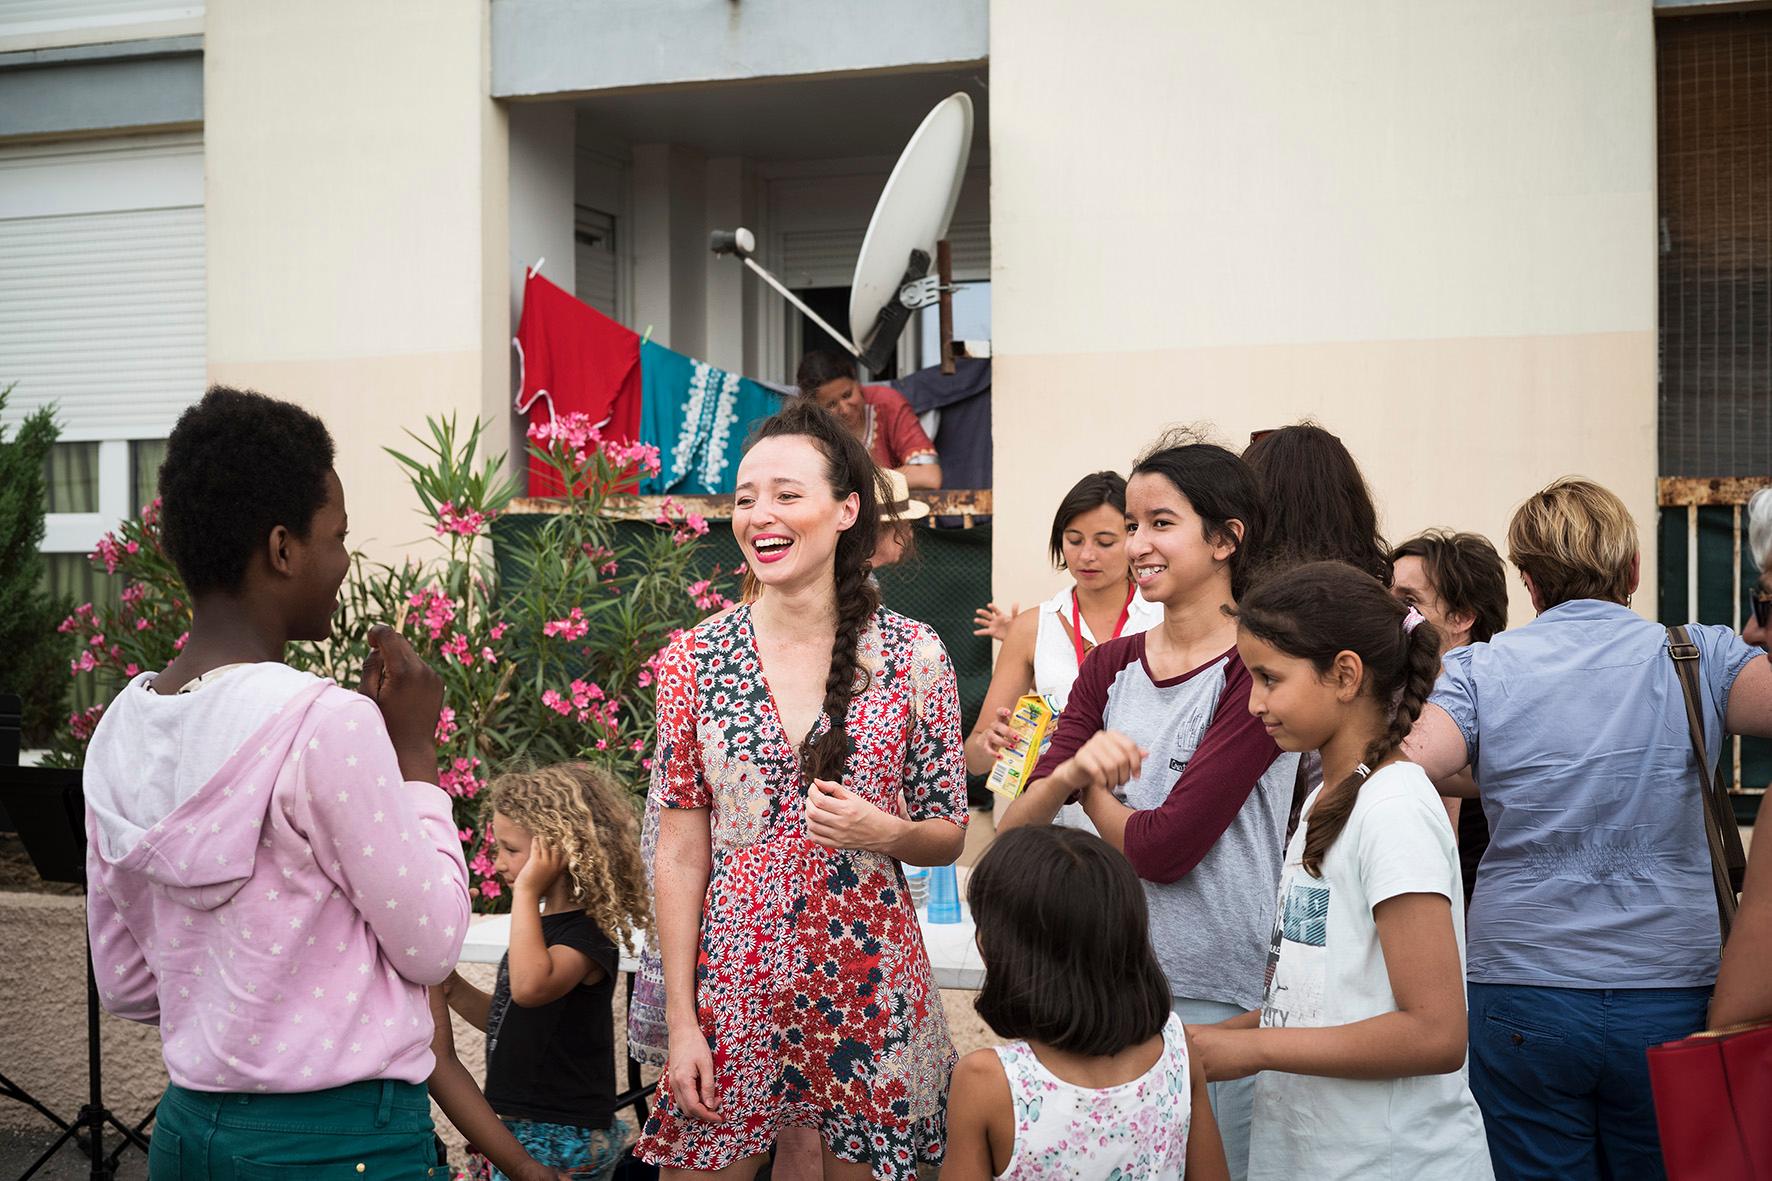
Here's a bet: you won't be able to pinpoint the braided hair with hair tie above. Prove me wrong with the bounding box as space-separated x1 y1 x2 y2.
1234 560 1442 878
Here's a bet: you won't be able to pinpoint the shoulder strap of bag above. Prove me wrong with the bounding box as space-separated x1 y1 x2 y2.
1666 625 1747 940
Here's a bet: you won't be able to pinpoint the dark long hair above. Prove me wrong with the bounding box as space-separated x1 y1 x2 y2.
1129 432 1264 601
969 826 1172 1056
1388 530 1509 644
745 398 882 782
1235 561 1441 877
1243 423 1389 585
1048 471 1129 569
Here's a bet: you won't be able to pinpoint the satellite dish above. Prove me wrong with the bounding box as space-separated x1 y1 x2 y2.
849 92 974 370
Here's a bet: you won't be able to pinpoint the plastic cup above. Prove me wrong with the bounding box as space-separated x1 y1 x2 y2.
926 863 962 924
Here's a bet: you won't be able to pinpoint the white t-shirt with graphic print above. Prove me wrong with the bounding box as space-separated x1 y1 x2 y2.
1247 761 1493 1181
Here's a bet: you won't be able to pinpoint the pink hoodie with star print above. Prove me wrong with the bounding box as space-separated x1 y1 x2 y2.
82 665 470 1093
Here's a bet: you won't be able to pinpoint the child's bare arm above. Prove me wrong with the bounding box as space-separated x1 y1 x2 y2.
940 1049 1012 1181
1184 1031 1231 1181
424 987 567 1181
442 969 492 1032
1191 892 1467 1081
508 843 599 1007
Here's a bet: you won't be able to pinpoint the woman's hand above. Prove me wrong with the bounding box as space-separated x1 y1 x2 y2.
1185 1024 1266 1082
513 841 565 900
804 779 899 853
512 1161 572 1181
666 1024 723 1123
972 601 1021 641
981 706 1015 758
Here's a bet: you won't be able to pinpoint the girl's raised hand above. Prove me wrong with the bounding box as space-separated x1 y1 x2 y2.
804 778 893 852
513 840 566 898
972 601 1020 640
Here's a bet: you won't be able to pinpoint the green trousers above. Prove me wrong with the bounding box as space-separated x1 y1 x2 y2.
149 1079 441 1180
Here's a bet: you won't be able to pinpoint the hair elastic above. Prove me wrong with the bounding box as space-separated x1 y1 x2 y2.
1354 762 1373 779
1402 606 1426 635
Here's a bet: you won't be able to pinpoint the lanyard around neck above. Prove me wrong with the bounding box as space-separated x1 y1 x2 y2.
1070 582 1136 668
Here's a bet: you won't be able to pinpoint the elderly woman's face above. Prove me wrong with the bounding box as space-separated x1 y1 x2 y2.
1745 565 1771 650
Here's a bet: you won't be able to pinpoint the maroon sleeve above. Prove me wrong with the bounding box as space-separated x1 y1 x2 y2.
1122 654 1282 885
1028 635 1139 788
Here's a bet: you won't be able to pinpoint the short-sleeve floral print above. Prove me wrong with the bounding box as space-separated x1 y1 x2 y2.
636 604 968 1180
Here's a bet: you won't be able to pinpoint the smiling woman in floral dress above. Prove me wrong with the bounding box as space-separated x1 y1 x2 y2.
635 398 968 1181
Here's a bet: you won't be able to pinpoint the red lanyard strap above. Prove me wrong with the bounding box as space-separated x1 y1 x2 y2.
1070 583 1136 668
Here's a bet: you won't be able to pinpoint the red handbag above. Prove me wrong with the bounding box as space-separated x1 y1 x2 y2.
1649 630 1769 1180
1647 1020 1772 1180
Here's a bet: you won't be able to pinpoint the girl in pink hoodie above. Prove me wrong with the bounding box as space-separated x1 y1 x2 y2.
83 387 475 1179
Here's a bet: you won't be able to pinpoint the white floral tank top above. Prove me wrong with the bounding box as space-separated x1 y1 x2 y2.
991 1012 1192 1180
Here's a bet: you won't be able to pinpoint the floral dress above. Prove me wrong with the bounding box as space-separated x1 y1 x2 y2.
635 604 967 1179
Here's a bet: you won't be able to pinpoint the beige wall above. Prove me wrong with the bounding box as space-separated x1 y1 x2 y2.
204 0 510 560
989 0 1659 622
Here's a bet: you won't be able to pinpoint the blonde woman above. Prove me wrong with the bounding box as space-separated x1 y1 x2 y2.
442 763 652 1181
1404 478 1772 1178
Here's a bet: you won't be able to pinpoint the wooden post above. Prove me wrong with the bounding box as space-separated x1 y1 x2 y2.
937 239 955 375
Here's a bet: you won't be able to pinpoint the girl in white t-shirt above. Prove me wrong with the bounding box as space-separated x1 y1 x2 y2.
1190 561 1492 1181
945 825 1228 1181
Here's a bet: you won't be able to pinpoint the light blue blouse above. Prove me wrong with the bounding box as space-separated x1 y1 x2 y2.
1429 599 1761 989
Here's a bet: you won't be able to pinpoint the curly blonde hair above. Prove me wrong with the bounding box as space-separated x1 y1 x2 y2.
482 762 651 952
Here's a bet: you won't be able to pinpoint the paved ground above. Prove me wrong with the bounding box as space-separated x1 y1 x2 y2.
0 1126 149 1180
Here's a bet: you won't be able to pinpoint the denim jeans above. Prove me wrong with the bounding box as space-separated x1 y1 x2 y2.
1467 982 1710 1181
150 1079 439 1180
1173 996 1254 1181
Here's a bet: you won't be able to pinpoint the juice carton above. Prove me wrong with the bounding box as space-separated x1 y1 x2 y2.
986 693 1056 801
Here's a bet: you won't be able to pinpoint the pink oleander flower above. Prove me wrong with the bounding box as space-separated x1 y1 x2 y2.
124 540 140 555
135 618 151 631
124 663 140 676
173 631 189 652
434 706 458 744
406 586 458 640
489 621 509 641
542 607 589 642
70 651 97 675
434 500 495 538
91 535 124 574
439 755 484 799
600 560 619 577
541 689 571 716
636 669 653 688
655 497 684 526
479 878 502 900
480 647 497 665
67 705 105 741
439 634 472 666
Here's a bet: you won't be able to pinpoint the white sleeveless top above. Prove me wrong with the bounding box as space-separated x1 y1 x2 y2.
1032 585 1163 712
991 1012 1193 1180
1026 586 1162 833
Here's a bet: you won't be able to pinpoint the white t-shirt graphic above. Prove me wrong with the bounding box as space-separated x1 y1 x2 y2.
1248 761 1493 1181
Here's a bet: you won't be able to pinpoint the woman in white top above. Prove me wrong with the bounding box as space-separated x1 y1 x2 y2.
966 472 1162 829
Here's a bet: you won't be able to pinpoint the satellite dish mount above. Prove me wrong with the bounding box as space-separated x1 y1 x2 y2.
711 91 974 377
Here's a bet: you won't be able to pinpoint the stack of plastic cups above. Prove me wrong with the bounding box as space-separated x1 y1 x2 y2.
904 865 930 910
926 863 962 924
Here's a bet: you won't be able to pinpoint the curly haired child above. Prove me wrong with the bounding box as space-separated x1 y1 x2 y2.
443 763 652 1181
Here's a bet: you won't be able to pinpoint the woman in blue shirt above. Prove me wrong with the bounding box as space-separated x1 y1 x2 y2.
1405 477 1772 1181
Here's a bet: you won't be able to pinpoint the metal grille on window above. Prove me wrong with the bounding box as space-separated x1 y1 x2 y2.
1657 11 1772 478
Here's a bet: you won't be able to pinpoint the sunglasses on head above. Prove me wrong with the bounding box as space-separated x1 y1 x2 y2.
1754 586 1772 629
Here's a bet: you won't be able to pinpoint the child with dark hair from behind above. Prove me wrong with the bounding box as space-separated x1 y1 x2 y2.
442 763 652 1181
945 826 1228 1181
1189 562 1491 1180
